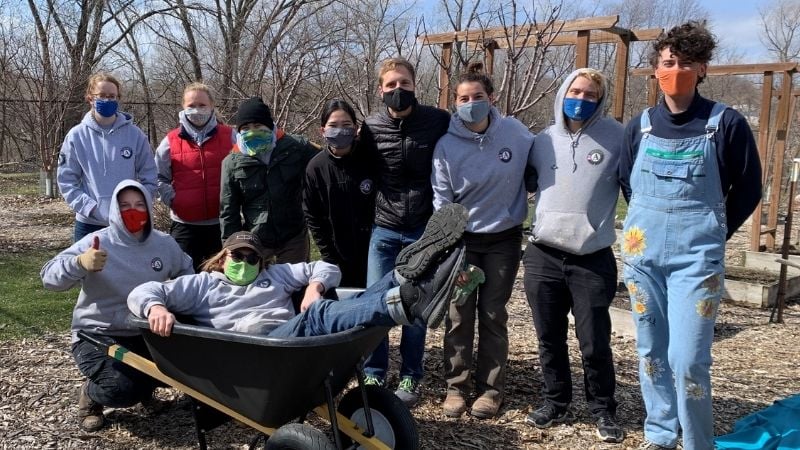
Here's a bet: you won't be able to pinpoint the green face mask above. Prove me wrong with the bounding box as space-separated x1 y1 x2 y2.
224 260 259 285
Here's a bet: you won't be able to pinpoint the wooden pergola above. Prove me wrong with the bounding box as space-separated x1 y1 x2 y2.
420 15 662 122
632 63 798 252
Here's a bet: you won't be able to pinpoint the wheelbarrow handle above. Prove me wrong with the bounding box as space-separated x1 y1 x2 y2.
76 330 109 352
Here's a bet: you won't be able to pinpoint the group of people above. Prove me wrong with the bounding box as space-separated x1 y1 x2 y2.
42 20 762 450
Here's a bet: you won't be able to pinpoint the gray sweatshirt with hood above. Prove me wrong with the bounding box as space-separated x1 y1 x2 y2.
41 179 194 343
57 111 158 226
432 107 535 233
528 69 623 255
127 261 341 335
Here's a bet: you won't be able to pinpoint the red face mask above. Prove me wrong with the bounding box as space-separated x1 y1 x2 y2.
121 208 148 233
655 67 698 97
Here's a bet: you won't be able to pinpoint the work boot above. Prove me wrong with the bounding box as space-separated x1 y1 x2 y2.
395 203 468 278
442 391 467 418
399 244 465 328
77 381 105 432
470 393 502 419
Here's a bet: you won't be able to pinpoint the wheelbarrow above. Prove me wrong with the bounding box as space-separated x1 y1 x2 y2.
76 301 418 449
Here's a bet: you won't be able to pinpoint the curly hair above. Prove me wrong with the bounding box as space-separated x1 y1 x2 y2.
649 21 716 82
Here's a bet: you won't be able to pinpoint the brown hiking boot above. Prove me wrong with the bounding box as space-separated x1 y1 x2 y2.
442 391 467 418
470 393 502 419
77 381 105 432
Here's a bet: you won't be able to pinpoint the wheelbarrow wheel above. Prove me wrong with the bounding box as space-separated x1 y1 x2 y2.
336 385 419 449
266 423 335 450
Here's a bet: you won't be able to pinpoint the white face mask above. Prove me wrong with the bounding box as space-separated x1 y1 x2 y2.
184 107 212 126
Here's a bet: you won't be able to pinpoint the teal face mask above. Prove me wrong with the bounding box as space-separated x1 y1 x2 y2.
238 128 273 156
224 260 260 285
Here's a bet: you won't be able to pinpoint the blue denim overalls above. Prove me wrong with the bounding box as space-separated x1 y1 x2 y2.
622 102 728 450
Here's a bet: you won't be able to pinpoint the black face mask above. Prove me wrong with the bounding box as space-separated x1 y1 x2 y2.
382 88 416 112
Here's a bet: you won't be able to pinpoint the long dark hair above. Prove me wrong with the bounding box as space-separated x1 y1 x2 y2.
320 99 358 127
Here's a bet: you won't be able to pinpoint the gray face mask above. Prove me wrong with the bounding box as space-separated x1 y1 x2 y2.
323 127 356 149
456 100 490 124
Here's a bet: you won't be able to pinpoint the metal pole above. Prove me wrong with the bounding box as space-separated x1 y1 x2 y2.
770 158 800 323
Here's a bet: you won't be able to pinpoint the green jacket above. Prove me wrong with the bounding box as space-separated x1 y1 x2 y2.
220 134 318 248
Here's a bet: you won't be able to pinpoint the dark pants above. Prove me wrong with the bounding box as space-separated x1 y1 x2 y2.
444 227 522 401
337 258 368 289
170 221 223 272
72 333 159 408
522 242 618 417
74 221 105 243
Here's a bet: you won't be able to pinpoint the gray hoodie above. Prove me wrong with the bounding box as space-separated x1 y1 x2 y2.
57 111 158 226
41 180 194 343
127 261 341 334
432 107 535 233
528 69 623 255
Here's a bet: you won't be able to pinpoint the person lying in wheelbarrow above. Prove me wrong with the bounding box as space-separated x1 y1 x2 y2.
127 203 471 341
41 179 194 432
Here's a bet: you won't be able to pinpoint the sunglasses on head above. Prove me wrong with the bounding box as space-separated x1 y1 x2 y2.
229 250 261 265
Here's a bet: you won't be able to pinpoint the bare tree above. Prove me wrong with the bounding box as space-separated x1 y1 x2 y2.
759 0 800 62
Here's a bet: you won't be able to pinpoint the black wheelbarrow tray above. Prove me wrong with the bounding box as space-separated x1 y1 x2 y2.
77 314 418 450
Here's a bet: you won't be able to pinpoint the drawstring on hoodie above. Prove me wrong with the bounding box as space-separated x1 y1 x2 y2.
473 132 489 150
568 131 582 173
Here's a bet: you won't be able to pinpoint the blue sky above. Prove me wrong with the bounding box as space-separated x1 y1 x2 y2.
702 0 771 62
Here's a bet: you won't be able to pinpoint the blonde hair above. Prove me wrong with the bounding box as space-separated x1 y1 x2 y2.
574 68 605 99
378 58 416 85
183 82 215 105
85 72 121 99
198 248 267 273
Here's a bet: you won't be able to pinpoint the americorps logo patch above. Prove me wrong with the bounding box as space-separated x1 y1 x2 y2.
121 147 133 159
151 257 163 272
360 179 373 195
498 148 512 162
587 149 604 165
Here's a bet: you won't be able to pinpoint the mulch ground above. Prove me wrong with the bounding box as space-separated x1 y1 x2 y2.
1 194 799 449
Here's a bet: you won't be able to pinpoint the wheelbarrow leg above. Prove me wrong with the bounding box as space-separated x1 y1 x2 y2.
324 374 344 450
354 364 376 437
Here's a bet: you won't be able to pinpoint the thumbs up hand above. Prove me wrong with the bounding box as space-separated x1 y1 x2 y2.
76 236 108 272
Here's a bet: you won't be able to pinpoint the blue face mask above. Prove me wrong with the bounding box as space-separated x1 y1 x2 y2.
562 98 597 122
238 128 273 156
456 100 490 124
94 98 118 118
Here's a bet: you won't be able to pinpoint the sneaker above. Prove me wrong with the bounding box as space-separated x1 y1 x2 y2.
470 393 502 419
442 391 467 417
393 376 420 407
77 381 104 432
638 441 677 450
525 403 574 428
363 375 384 387
395 203 468 279
595 413 625 443
399 244 465 328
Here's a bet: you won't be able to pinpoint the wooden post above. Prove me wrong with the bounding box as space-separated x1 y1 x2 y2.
647 75 658 107
751 71 774 251
766 71 795 251
612 35 630 123
483 40 499 76
575 30 590 68
438 42 452 110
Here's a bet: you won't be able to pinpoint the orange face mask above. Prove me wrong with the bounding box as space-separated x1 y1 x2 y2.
655 67 698 97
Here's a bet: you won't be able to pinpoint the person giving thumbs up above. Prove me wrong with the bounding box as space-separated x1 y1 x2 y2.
76 236 107 272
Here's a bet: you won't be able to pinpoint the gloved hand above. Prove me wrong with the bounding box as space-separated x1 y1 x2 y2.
452 264 485 306
76 236 107 272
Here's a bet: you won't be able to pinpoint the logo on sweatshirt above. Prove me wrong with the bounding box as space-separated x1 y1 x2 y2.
587 149 604 165
257 279 271 288
151 257 163 272
498 148 512 162
360 179 374 195
121 147 133 159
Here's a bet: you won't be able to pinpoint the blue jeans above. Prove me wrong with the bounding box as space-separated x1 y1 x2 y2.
364 224 427 382
268 271 399 337
74 220 105 243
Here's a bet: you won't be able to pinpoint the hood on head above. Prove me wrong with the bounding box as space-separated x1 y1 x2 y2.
553 68 609 132
108 179 154 241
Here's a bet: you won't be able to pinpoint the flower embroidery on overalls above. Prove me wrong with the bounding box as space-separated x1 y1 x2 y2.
703 273 722 293
643 357 666 380
686 380 708 400
695 299 717 319
622 226 646 256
